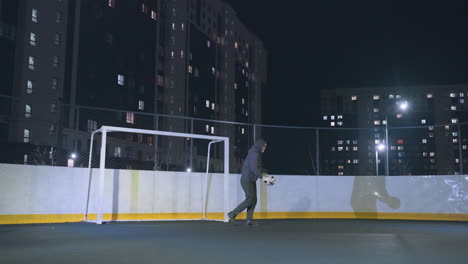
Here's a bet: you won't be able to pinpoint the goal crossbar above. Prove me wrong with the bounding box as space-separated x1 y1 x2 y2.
85 126 230 224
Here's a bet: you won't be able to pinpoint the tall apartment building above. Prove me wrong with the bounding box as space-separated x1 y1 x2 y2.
1 0 267 172
320 85 468 176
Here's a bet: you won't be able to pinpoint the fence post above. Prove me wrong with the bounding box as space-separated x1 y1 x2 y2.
73 105 80 152
458 124 463 175
316 128 320 175
190 119 194 171
154 115 159 170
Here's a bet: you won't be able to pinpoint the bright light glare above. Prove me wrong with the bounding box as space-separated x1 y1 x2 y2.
377 144 385 151
400 101 409 110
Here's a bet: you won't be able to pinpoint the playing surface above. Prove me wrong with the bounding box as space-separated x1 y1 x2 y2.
1 219 467 263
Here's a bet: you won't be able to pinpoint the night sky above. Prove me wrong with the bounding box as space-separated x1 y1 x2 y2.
227 0 468 126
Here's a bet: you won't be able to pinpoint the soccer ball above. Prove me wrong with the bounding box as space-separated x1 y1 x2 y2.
262 173 276 186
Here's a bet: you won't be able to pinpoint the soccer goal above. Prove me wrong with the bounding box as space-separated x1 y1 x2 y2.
84 126 230 224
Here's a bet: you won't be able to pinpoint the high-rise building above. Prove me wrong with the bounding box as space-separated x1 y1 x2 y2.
320 85 468 176
1 0 267 172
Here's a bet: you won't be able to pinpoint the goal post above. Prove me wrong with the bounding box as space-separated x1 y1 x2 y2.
84 126 230 224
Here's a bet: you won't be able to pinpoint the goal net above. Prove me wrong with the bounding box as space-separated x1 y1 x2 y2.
84 126 230 224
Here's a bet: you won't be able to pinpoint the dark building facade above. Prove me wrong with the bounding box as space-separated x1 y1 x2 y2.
320 85 468 176
1 0 267 172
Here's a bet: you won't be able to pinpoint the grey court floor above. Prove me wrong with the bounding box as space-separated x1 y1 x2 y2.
1 219 468 264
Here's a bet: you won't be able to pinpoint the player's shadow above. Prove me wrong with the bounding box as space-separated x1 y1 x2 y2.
350 176 401 219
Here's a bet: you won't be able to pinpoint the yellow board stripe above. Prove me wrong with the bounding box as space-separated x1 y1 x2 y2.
1 212 468 225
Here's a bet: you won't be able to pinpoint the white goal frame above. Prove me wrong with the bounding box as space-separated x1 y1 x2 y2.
84 126 230 224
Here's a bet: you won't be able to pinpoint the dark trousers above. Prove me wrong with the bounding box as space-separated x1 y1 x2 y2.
230 178 257 220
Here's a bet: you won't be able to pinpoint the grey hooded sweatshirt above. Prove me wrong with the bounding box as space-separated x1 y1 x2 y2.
241 139 267 182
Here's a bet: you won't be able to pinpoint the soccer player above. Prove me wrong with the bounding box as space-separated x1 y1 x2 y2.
228 139 267 226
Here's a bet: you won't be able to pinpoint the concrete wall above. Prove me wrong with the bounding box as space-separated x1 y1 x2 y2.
1 164 467 224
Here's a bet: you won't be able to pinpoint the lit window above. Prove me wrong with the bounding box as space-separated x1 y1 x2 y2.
242 98 246 105
338 172 344 176
211 126 215 135
188 65 193 73
351 96 357 101
32 9 38 23
461 99 465 104
211 67 216 75
353 147 358 151
138 100 144 110
398 146 404 150
456 159 460 163
54 33 61 45
429 133 434 138
87 120 97 132
338 140 343 145
323 116 328 121
460 93 465 97
27 80 33 93
353 159 359 164
375 139 380 144
330 122 335 127
118 74 125 85
24 129 30 143
445 125 450 130
429 126 434 131
207 40 211 48
430 152 435 157
451 106 457 111
338 115 343 119
28 56 35 70
234 42 238 49
181 23 185 31
430 159 436 164
337 122 343 126
25 104 32 118
30 32 36 46
453 138 458 144
338 166 344 170
452 118 458 124
450 93 457 98
49 124 55 136
181 50 184 58
452 132 458 137
397 139 404 144
331 147 336 151
204 100 210 108
422 152 428 157
382 120 387 125
52 56 59 68
172 22 175 30
373 95 380 100
353 140 358 144
211 103 215 110
422 139 427 144
427 94 433 98
389 94 394 99
114 147 122 158
51 102 56 112
108 0 115 8
374 120 381 125
151 11 157 20
234 83 238 89
396 95 401 99
56 11 62 23
241 128 245 135
126 112 134 124
171 51 175 58
391 146 396 150
374 108 379 113
141 3 148 13
463 145 467 150
205 125 209 132
421 119 426 124
329 116 334 120
397 114 403 119
338 147 343 151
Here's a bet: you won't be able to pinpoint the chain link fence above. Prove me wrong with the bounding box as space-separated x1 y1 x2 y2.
1 95 467 176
